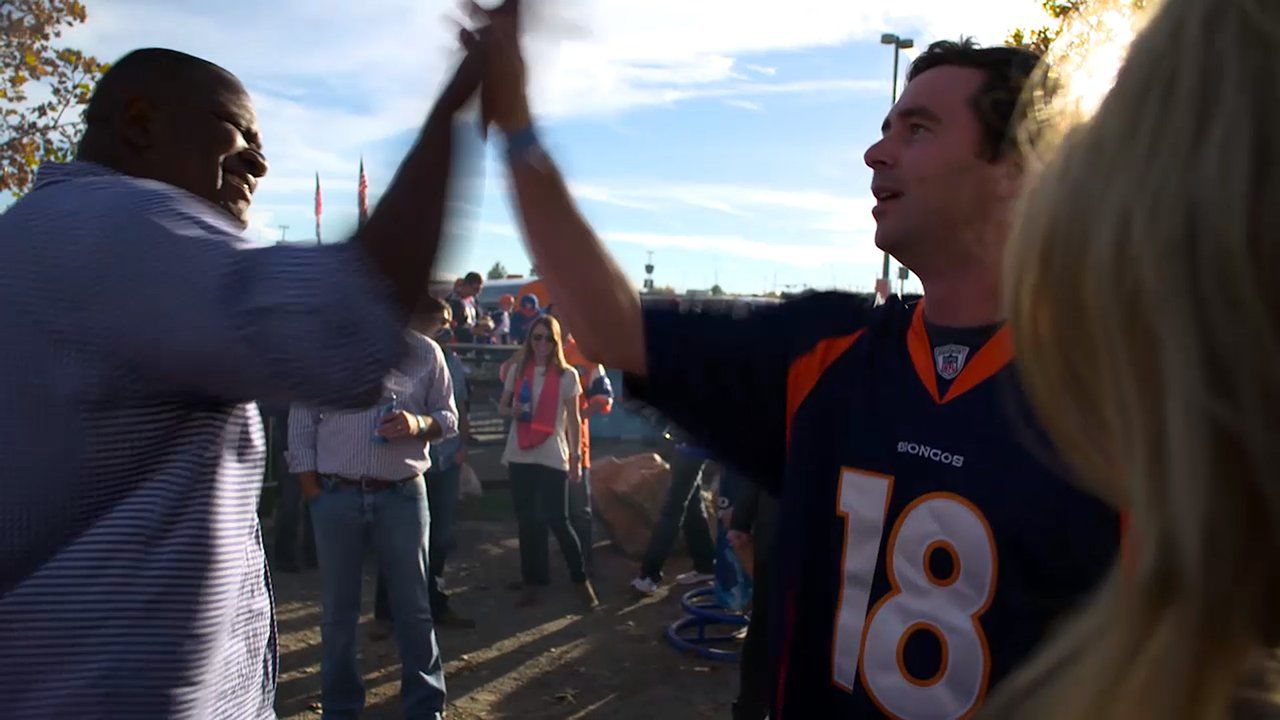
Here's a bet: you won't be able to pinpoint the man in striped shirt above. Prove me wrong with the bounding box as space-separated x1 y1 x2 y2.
287 314 458 719
0 43 483 719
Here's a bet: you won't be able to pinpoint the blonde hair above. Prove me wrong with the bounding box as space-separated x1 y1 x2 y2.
991 0 1280 718
516 315 571 375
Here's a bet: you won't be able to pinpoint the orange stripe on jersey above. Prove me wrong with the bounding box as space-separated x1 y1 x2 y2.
907 301 1015 405
907 306 942 403
785 330 867 448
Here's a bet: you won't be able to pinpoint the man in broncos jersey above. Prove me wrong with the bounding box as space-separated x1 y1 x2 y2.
473 12 1118 718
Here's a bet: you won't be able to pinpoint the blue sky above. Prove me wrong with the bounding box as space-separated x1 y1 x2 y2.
58 0 1051 295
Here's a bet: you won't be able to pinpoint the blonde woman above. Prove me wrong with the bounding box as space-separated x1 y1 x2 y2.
990 0 1280 717
498 315 600 611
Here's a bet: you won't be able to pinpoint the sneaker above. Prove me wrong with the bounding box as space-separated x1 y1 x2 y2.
366 618 393 642
630 576 660 595
576 580 600 612
435 607 477 629
675 570 715 586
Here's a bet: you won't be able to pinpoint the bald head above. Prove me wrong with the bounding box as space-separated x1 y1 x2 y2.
79 48 268 227
83 49 237 130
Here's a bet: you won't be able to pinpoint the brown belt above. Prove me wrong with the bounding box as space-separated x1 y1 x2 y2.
325 474 417 492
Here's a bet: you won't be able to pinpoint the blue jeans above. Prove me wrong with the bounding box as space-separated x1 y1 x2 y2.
509 463 587 584
639 448 715 581
309 475 446 720
375 465 462 619
265 408 316 567
274 473 317 567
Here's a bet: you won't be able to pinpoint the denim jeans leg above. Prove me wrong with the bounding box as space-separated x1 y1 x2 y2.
273 473 303 566
537 464 586 583
302 498 318 566
374 572 392 622
680 471 716 575
639 451 706 580
426 466 461 613
308 482 368 719
373 477 446 719
510 463 550 585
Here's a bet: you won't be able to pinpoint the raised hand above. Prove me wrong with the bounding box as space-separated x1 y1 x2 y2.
436 0 520 118
464 0 530 135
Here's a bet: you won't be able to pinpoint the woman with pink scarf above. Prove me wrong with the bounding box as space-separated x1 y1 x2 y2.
498 315 600 611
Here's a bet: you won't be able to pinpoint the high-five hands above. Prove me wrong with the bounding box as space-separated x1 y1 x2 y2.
451 0 530 137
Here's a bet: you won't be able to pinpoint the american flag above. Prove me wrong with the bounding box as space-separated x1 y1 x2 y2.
358 158 369 227
314 172 322 244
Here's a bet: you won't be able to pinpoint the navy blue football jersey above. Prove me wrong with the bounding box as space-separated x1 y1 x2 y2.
633 293 1118 719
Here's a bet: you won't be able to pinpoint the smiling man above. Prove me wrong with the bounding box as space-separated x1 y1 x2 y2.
75 49 270 226
477 17 1122 717
0 44 484 719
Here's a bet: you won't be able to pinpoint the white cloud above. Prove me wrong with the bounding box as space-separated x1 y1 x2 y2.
723 99 762 111
68 0 1052 134
467 220 520 240
243 207 277 245
520 0 1051 115
563 179 877 238
58 0 1047 254
567 182 661 211
604 230 865 269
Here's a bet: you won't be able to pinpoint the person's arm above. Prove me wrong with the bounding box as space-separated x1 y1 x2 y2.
354 15 510 314
377 342 458 443
625 293 872 492
582 396 609 419
497 363 517 418
481 13 644 373
287 404 322 498
420 342 458 443
564 372 583 482
452 354 472 463
581 365 613 419
478 11 875 491
447 296 467 329
67 44 484 408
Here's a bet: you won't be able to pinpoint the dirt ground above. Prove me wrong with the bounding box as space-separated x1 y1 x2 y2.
270 440 742 720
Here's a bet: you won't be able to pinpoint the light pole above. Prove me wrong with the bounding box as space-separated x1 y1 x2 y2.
879 33 914 284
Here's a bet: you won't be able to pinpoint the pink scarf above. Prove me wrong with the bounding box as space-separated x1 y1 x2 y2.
516 361 562 450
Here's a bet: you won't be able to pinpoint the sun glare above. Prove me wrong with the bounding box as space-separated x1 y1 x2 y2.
1020 0 1152 163
1049 0 1149 120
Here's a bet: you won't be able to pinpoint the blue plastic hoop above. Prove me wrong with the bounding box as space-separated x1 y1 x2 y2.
665 587 750 662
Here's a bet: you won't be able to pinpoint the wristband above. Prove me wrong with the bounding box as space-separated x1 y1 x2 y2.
505 123 542 163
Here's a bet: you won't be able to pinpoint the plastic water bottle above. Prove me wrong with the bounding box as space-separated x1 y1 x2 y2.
517 378 533 423
372 391 399 444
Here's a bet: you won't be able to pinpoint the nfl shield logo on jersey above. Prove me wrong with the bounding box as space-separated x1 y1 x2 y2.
934 344 970 381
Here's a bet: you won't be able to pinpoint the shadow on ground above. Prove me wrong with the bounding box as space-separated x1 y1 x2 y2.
271 496 740 719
